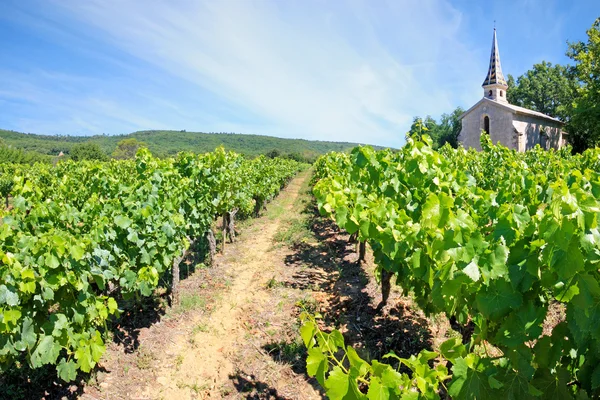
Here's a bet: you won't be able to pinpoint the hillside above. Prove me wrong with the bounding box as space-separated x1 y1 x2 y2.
0 129 380 160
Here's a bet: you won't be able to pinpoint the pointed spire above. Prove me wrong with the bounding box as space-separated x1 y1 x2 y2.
482 28 507 87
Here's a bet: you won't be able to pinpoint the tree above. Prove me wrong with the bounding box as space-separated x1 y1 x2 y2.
436 107 464 148
70 142 108 161
406 116 437 142
564 17 600 152
406 107 464 149
112 138 146 160
265 149 281 159
506 61 577 121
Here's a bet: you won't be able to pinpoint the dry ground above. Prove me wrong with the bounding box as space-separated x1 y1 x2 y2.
11 169 456 400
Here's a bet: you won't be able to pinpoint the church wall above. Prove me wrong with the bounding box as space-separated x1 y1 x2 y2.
512 114 563 151
459 103 516 151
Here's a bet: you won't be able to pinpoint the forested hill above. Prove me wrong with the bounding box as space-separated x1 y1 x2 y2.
0 129 378 160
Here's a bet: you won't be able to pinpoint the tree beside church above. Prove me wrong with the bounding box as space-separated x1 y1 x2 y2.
458 29 567 151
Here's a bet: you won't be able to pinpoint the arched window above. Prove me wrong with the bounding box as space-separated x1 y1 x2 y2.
500 90 503 97
488 90 492 97
484 116 490 134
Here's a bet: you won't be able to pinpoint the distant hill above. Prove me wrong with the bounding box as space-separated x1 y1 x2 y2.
0 129 384 161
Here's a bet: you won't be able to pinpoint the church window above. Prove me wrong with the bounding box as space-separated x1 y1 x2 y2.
484 116 490 135
488 90 492 97
500 90 503 97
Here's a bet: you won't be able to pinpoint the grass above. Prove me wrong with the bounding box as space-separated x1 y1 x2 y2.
176 380 210 394
296 296 319 314
273 217 312 247
266 277 285 289
264 339 306 366
192 322 210 334
135 347 156 370
171 293 208 315
175 354 184 370
272 171 317 249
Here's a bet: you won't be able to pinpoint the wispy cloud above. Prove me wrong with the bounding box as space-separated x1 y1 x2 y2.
7 0 478 147
15 0 586 146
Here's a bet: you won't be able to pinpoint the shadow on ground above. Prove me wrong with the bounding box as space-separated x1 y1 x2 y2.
0 235 215 400
0 364 107 400
229 371 287 400
275 199 433 371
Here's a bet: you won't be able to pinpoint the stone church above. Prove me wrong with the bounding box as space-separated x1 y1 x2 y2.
458 29 567 151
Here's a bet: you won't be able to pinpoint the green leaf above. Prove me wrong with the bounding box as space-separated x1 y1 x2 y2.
114 215 132 229
107 297 118 314
30 335 61 368
57 359 78 382
552 238 584 281
75 345 94 373
448 356 496 399
346 346 369 377
0 284 19 306
475 279 522 320
45 253 60 269
325 366 351 399
2 308 22 326
300 321 316 348
531 367 574 400
495 302 546 348
70 245 86 261
366 376 388 400
439 337 466 362
422 193 441 229
306 347 328 386
463 261 481 282
485 242 509 279
20 317 37 349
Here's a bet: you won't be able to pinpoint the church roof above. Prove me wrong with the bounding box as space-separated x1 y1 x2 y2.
459 97 564 124
482 29 508 87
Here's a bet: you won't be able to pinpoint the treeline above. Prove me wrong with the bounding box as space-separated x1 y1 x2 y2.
411 17 600 153
0 140 52 164
0 129 367 162
66 139 322 163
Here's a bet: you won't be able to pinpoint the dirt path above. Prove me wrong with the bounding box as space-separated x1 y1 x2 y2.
84 170 323 399
140 170 320 399
78 169 450 400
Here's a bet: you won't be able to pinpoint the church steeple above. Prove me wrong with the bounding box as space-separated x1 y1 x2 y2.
482 28 509 103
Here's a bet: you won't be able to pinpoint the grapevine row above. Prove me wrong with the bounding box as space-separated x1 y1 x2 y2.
308 135 600 399
0 148 302 381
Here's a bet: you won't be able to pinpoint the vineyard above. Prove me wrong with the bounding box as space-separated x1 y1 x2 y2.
0 148 302 383
307 135 600 399
3 134 600 399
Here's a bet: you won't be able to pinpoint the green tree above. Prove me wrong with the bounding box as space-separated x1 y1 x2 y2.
112 138 146 160
506 61 577 121
407 107 464 149
565 17 600 152
70 142 108 162
265 149 281 159
407 116 436 142
436 107 464 148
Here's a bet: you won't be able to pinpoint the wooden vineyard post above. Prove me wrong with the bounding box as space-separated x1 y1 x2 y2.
207 229 217 265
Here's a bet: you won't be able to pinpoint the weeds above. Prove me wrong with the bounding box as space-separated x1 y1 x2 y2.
136 347 156 370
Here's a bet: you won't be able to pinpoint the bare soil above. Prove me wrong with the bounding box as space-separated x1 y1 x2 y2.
14 169 454 400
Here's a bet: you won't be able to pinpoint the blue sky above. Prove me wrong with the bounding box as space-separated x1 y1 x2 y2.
0 0 597 148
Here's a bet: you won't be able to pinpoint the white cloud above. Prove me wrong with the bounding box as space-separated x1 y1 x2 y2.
11 0 484 147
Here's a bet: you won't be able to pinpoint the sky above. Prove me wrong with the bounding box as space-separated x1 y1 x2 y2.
0 0 598 148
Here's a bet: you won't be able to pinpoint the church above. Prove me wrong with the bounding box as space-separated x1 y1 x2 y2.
458 29 567 151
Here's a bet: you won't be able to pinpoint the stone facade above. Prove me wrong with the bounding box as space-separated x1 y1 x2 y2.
458 99 566 151
513 113 564 151
459 99 517 151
